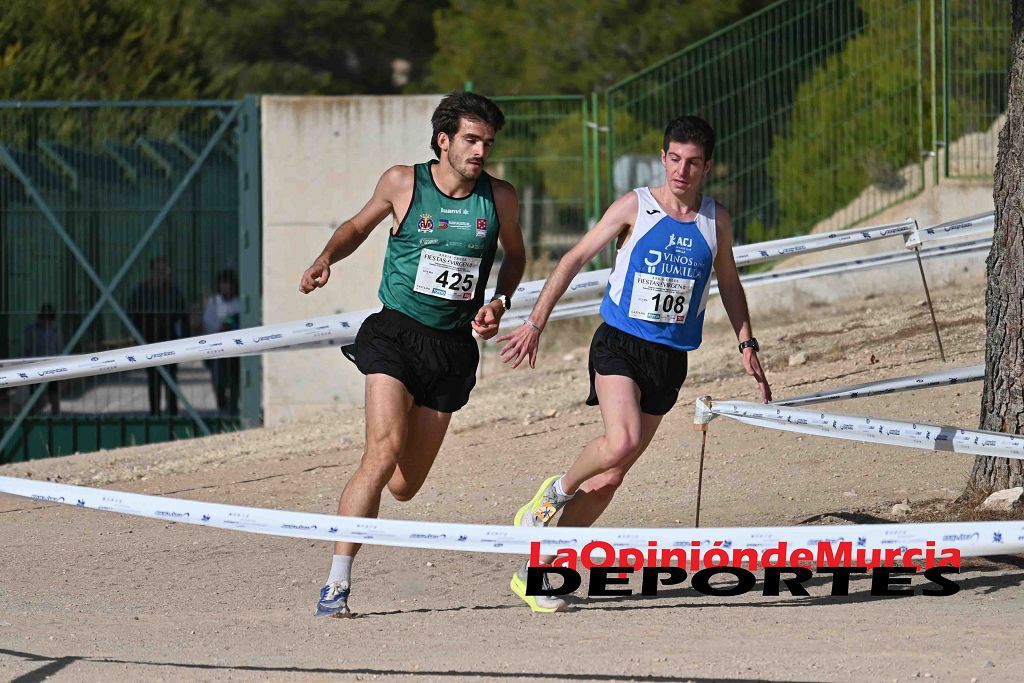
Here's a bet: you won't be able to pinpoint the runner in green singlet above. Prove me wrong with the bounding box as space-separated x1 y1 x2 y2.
299 92 526 617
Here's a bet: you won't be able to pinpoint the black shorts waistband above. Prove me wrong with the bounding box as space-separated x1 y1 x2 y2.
377 307 473 341
599 322 688 356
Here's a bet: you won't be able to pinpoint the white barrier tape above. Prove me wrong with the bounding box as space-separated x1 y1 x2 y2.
499 298 604 329
0 309 369 389
0 356 59 369
733 237 990 289
0 224 991 388
702 400 1024 460
507 217 919 305
695 396 715 425
2 475 1022 558
508 268 610 307
778 365 984 407
501 236 993 332
733 218 917 267
904 211 995 249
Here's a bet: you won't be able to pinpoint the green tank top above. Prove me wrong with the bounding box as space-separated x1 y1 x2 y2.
378 161 501 331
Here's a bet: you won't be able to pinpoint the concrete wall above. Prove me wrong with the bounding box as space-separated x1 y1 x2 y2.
260 95 440 425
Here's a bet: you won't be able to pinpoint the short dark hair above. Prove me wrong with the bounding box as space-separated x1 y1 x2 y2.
663 116 715 159
430 92 505 158
215 268 238 289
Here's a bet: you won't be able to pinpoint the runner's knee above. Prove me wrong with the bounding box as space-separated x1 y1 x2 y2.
356 447 400 488
386 475 422 502
602 431 641 467
364 430 404 460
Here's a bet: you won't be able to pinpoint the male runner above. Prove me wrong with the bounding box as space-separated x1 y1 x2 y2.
496 116 771 612
300 92 526 616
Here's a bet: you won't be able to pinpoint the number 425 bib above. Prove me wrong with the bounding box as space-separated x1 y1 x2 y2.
413 249 481 301
628 272 695 323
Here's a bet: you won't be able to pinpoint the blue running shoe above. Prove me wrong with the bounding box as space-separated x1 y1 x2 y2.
315 581 353 617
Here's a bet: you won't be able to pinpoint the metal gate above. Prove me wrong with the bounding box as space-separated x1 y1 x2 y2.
0 98 262 462
487 95 601 272
606 0 928 243
942 0 1012 178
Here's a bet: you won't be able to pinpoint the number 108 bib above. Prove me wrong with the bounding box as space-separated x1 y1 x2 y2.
413 249 481 301
628 272 695 323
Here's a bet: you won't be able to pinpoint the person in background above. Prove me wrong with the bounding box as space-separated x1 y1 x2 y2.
129 256 189 416
203 268 242 415
22 303 62 415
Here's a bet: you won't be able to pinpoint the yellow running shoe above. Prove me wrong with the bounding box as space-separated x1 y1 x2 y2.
514 474 571 528
510 561 569 613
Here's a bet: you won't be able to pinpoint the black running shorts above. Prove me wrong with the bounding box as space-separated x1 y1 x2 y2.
585 322 688 416
343 308 479 413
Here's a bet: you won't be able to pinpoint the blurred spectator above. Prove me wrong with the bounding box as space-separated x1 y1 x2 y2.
21 303 62 415
129 256 189 416
203 268 241 415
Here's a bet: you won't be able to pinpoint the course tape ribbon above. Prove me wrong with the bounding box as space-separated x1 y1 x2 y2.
731 236 989 289
696 398 1024 460
510 217 918 304
904 211 994 248
501 238 990 330
0 225 991 389
777 365 984 407
732 218 916 266
1 475 1022 557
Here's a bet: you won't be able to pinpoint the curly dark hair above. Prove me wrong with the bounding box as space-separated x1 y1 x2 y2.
430 92 506 157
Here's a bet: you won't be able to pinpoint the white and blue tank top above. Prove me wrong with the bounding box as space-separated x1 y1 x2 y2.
599 187 718 351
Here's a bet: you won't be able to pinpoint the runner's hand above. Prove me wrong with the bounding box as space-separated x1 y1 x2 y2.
300 259 331 293
496 322 541 369
742 349 772 403
472 301 504 340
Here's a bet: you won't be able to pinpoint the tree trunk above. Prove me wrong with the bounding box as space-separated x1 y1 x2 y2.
965 2 1024 495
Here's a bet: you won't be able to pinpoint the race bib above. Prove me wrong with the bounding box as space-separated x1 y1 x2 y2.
628 272 695 323
413 249 481 301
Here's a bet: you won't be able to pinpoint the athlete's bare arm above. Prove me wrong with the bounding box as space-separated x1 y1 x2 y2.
299 166 414 293
712 203 771 402
496 191 638 368
472 179 527 339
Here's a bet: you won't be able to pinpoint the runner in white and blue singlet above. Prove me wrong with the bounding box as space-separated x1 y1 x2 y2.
497 116 772 613
600 188 719 351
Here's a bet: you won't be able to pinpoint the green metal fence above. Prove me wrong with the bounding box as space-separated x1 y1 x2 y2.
0 99 262 463
606 0 928 243
488 95 599 272
943 0 1011 178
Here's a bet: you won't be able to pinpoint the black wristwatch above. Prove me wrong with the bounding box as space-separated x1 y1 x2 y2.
738 338 759 353
490 294 511 312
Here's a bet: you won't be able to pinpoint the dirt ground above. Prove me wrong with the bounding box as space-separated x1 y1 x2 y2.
3 273 1022 683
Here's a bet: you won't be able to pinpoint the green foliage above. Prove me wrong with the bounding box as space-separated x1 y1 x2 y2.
0 0 777 101
200 0 446 96
531 107 659 204
428 0 772 95
767 1 924 235
0 0 446 101
0 0 211 100
945 0 1009 138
